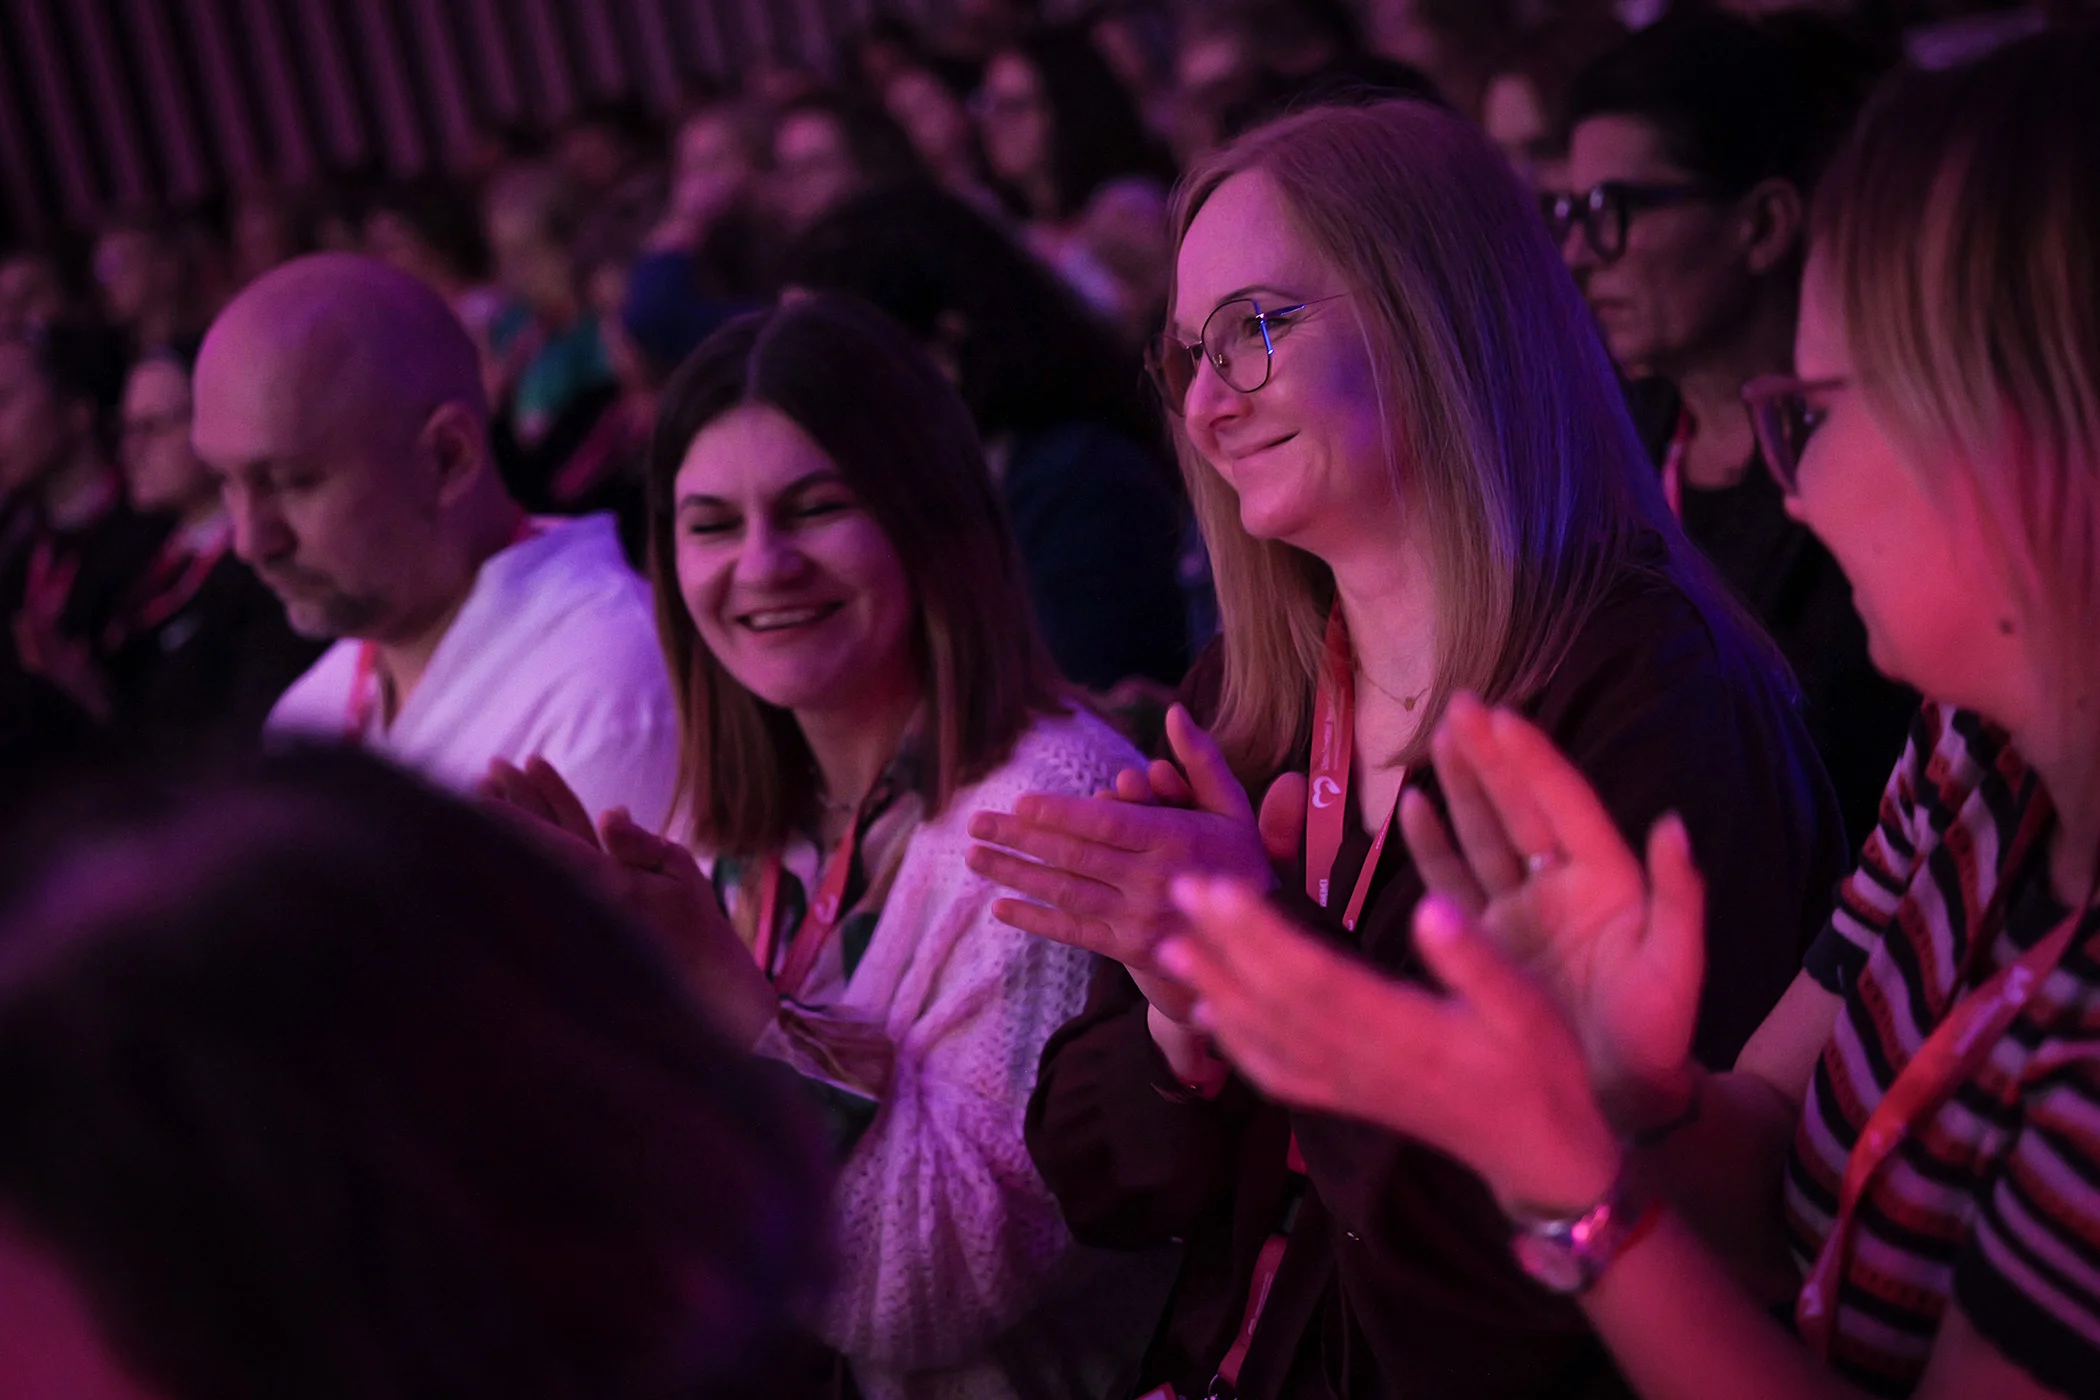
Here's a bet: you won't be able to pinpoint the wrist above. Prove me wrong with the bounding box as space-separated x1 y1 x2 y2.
1598 1062 1703 1142
1506 1145 1663 1296
1148 1003 1229 1100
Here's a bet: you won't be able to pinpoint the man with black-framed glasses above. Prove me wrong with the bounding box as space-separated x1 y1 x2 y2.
1558 12 1915 858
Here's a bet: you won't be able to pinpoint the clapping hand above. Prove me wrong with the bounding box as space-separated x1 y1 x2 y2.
964 704 1304 1023
1161 877 1621 1215
1400 695 1706 1127
480 757 777 1044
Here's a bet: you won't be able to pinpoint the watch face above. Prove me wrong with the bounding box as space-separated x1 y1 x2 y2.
1513 1230 1587 1294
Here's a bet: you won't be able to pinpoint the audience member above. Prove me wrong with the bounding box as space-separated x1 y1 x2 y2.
490 292 1168 1400
880 60 1003 215
192 254 679 824
1 325 166 766
91 212 214 357
975 24 1174 316
0 747 832 1399
1562 12 1911 850
784 182 1192 690
362 176 505 349
967 98 1844 1400
227 185 318 289
1481 9 1629 192
1159 26 2100 1398
768 91 923 240
0 249 76 338
97 347 318 752
482 161 618 498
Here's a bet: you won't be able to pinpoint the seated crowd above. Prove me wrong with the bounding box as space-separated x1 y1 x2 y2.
2 3 2097 1399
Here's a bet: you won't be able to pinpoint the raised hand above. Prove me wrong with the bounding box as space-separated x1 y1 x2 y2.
482 758 775 1044
964 706 1296 1009
1161 877 1621 1215
1400 696 1706 1125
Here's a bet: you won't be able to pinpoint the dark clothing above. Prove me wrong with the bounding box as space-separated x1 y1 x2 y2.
1001 420 1190 690
0 492 168 787
101 549 322 759
1627 376 1916 854
1026 554 1849 1400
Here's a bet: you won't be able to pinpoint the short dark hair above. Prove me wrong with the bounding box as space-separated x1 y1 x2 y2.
1567 12 1862 196
0 748 832 1400
365 177 492 281
645 292 1062 855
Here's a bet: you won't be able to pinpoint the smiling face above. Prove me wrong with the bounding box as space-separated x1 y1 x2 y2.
673 403 916 717
1171 169 1393 561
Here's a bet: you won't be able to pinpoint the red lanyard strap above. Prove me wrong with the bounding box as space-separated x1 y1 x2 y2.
1797 798 2090 1355
1305 602 1401 934
754 795 866 999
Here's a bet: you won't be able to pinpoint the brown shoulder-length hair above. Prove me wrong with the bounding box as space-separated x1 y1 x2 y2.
646 292 1062 855
1810 26 2100 702
1169 99 1751 782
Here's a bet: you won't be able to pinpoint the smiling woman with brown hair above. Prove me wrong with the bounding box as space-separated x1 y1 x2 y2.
491 291 1167 1400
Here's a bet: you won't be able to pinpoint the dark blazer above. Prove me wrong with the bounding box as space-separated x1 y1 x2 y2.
1025 553 1850 1399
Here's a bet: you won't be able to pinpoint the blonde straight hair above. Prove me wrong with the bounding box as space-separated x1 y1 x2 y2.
1170 100 1723 782
1811 30 2100 704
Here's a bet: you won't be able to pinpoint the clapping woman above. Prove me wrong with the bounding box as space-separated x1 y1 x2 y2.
966 99 1846 1397
488 292 1161 1400
1164 32 2100 1400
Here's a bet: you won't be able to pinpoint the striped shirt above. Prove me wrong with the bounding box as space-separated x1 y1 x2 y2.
1785 703 2100 1395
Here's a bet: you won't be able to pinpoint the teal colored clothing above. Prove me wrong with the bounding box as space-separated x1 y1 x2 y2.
489 303 614 447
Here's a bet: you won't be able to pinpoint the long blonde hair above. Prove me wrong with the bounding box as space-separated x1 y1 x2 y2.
1811 30 2100 704
1171 100 1721 782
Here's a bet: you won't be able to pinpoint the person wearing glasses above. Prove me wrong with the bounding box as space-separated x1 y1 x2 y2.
1555 13 1913 854
1160 28 2100 1400
964 98 1845 1399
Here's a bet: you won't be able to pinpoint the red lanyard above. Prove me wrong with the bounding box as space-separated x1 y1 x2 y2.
1306 603 1401 933
1660 408 1692 521
1212 607 1401 1392
1796 800 2094 1356
753 796 866 998
343 515 539 741
21 536 81 626
108 532 227 649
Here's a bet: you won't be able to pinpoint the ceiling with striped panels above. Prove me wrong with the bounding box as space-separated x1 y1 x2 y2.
0 0 1087 245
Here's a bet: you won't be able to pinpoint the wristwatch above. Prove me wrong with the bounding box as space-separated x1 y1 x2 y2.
1507 1155 1661 1294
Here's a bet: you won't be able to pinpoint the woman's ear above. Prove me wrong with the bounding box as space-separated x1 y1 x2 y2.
1741 177 1806 277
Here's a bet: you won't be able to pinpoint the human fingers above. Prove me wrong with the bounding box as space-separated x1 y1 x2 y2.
970 799 1157 855
1639 813 1708 1057
1148 758 1196 807
1430 698 1528 894
523 756 601 848
1165 705 1254 821
963 843 1125 920
1113 767 1161 804
1485 709 1647 879
1399 787 1488 917
1258 771 1309 867
482 758 559 826
987 896 1138 962
601 807 693 876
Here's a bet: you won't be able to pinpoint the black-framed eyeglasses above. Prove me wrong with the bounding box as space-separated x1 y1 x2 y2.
1741 373 1848 496
1148 294 1347 416
1540 181 1712 263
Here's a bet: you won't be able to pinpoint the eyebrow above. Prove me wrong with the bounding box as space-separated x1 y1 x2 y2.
1167 284 1302 341
676 469 846 512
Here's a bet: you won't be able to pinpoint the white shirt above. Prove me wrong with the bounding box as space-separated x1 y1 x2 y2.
268 513 680 826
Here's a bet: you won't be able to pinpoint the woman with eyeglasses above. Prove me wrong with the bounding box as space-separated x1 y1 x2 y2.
1162 28 2100 1400
1557 12 1913 852
965 98 1845 1398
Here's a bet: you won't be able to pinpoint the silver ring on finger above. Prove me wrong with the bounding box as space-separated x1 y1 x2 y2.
1524 848 1563 879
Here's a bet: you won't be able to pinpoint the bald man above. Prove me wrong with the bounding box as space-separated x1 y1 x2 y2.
194 253 677 824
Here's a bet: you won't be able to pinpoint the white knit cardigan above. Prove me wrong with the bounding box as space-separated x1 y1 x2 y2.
759 707 1158 1400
